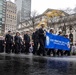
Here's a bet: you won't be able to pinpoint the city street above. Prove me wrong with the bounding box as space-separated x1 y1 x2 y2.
0 53 76 75
0 0 76 75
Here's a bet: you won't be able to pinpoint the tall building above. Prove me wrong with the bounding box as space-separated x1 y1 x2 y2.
5 1 17 33
0 0 6 35
15 0 31 25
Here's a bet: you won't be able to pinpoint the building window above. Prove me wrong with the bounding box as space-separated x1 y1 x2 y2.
0 18 2 21
0 22 2 25
13 16 14 19
7 14 8 18
10 20 12 22
9 15 10 18
11 15 12 19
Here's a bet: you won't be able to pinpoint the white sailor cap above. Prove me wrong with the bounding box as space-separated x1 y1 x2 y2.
50 28 54 30
59 29 62 32
26 29 29 32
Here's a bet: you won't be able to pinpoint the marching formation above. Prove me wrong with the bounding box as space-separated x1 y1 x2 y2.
0 24 74 56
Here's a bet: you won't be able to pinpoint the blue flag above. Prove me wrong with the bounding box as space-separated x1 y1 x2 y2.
45 32 70 51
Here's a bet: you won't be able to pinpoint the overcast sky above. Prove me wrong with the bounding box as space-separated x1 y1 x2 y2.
11 0 76 14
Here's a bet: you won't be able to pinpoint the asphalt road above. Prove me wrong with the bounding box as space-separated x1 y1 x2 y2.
0 53 76 75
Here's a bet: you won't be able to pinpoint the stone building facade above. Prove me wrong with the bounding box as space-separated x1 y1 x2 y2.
0 0 6 35
17 9 76 43
5 1 17 33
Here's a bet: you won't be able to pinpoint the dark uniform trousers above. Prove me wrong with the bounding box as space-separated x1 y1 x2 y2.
24 34 30 54
15 43 21 53
64 49 70 56
57 49 63 56
37 38 45 56
32 31 39 55
25 42 30 53
33 40 38 54
6 43 12 53
64 51 70 56
14 36 22 54
37 28 45 56
56 34 63 56
21 42 25 53
11 43 15 53
47 49 56 56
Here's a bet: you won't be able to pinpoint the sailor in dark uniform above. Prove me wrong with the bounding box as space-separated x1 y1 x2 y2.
32 28 39 55
64 35 70 56
14 32 22 54
47 28 56 56
24 30 30 54
5 31 13 53
37 24 46 56
57 31 63 56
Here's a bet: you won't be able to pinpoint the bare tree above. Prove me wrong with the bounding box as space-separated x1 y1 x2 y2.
60 8 74 43
73 6 76 13
63 7 73 14
30 10 39 29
